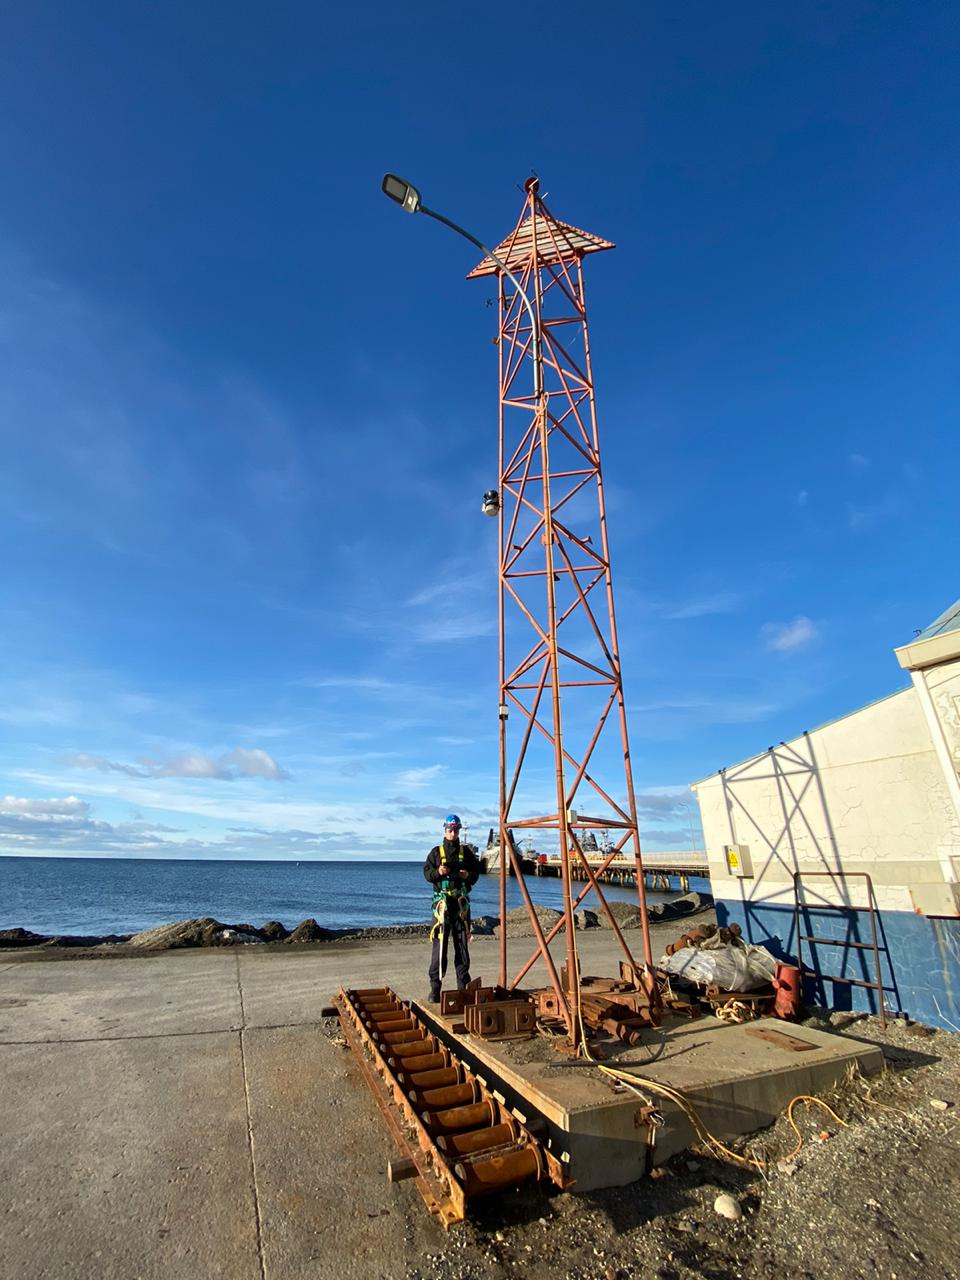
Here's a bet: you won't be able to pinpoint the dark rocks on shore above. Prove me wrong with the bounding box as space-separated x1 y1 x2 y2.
499 905 601 938
341 922 432 941
285 918 332 943
649 891 712 920
595 891 713 929
596 900 642 929
0 928 55 947
0 926 132 948
126 918 266 950
0 892 714 955
499 905 563 939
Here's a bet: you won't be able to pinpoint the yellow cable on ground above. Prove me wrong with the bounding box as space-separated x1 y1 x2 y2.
782 1094 848 1162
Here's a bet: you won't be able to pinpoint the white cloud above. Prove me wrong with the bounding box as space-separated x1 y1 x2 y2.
398 558 497 644
385 797 453 820
628 589 743 623
395 764 445 790
848 453 871 471
299 675 398 692
761 616 818 653
632 787 695 820
154 752 232 779
220 748 286 780
0 791 444 862
66 747 289 782
14 767 362 829
68 753 147 777
661 591 742 621
630 696 781 725
797 490 809 507
1 794 89 818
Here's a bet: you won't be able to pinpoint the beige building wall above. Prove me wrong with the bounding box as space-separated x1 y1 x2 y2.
926 658 960 770
692 685 960 916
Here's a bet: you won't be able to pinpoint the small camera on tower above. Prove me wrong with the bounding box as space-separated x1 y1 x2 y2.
481 490 500 518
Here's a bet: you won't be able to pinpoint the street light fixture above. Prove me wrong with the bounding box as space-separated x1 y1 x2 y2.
380 173 542 397
381 174 421 214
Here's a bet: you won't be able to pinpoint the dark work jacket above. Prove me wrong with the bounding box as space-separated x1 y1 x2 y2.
423 839 480 892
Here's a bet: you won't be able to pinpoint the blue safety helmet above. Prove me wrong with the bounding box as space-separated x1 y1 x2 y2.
443 814 462 829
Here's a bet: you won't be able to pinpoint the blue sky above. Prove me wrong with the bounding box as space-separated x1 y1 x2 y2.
0 2 957 860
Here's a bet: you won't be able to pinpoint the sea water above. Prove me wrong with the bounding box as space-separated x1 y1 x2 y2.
0 856 708 936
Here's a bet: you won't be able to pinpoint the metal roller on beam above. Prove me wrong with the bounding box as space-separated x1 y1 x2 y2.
454 1145 544 1198
422 1099 497 1135
400 1065 462 1090
436 1120 519 1157
334 985 568 1225
408 1081 480 1111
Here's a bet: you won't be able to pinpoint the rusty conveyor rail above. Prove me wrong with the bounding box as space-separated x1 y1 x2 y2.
334 985 567 1225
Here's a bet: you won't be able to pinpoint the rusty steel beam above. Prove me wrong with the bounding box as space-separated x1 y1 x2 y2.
334 986 567 1225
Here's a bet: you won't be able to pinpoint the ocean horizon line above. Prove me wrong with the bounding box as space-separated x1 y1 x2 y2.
0 849 695 865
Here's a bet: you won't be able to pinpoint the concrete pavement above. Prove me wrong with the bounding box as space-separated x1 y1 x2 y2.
0 931 646 1279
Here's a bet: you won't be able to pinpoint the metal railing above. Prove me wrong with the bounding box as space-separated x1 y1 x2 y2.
792 870 888 1028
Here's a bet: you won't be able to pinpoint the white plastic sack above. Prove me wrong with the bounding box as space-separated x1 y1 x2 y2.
743 943 777 985
659 941 777 992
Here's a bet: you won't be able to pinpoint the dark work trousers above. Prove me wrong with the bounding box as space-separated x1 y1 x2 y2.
428 907 471 994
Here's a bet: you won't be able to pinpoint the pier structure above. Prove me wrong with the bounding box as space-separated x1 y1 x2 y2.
532 849 709 894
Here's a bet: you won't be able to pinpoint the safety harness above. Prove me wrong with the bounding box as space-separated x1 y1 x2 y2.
430 842 472 941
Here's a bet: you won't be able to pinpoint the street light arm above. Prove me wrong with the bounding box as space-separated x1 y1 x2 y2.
418 203 543 398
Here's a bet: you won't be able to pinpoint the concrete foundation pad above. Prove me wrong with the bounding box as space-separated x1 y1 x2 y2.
418 1009 883 1191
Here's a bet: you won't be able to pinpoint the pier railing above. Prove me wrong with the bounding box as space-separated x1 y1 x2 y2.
527 850 709 892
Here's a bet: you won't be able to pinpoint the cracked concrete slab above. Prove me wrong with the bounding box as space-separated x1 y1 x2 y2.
0 929 694 1280
0 1032 260 1280
236 941 438 1028
0 954 242 1043
241 1024 444 1279
235 930 642 1028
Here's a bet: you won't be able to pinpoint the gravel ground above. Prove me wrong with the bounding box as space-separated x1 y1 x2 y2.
324 1011 960 1280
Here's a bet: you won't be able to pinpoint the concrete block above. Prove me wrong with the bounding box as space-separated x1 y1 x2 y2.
419 1011 881 1191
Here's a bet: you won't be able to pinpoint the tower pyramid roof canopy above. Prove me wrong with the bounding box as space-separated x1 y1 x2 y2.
467 212 614 279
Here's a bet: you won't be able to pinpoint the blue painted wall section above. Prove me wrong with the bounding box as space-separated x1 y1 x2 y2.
716 897 960 1031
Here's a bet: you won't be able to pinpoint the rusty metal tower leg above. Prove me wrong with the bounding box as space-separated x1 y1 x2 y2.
497 270 509 991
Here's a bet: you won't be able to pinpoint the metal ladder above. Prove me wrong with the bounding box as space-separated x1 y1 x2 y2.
792 870 888 1028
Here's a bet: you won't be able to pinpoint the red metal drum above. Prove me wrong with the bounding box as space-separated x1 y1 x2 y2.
773 963 802 1020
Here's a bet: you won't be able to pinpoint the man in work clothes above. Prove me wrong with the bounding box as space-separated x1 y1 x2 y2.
423 814 480 1003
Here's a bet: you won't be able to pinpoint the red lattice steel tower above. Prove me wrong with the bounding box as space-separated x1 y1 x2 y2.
467 179 655 1043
